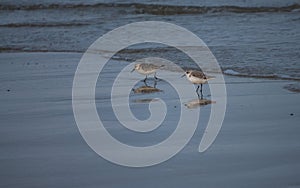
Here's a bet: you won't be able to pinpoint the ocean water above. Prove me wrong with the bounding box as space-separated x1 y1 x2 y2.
0 0 299 80
1 1 300 187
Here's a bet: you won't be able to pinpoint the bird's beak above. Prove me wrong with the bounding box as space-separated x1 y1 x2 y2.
131 68 135 73
181 74 186 78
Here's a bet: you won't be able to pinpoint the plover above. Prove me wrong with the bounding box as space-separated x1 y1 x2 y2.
182 70 214 98
131 63 164 82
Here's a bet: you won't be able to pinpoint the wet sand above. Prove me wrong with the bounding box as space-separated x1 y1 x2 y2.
0 52 299 188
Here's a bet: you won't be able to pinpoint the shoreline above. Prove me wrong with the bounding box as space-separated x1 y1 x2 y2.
0 52 299 90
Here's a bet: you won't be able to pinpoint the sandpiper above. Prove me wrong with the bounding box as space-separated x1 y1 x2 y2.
131 63 164 82
182 70 214 98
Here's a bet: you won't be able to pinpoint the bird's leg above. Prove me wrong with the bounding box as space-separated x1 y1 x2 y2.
200 84 203 99
196 85 200 99
154 80 157 88
143 75 148 83
154 72 158 80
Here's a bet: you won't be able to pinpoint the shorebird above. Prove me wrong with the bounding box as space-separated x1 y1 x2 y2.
131 63 164 82
182 70 214 99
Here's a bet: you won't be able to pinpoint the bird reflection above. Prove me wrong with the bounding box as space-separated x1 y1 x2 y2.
185 98 216 109
132 81 162 94
132 98 160 103
131 81 162 103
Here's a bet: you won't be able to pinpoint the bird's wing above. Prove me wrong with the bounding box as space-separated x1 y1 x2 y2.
191 71 206 79
142 63 163 70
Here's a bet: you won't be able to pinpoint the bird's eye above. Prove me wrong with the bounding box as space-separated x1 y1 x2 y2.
186 71 189 74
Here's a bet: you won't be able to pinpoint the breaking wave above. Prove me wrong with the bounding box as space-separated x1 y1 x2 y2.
224 69 300 81
0 22 89 28
1 3 299 15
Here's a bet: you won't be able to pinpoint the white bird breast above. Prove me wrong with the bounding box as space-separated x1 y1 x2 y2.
188 75 207 84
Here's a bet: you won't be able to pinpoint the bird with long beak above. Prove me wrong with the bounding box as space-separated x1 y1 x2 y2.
182 70 214 99
131 63 164 82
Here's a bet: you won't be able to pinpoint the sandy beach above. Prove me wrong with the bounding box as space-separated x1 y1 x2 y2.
0 52 299 187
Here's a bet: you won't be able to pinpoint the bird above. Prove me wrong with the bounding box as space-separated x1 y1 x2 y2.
182 70 214 99
131 63 164 82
